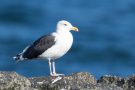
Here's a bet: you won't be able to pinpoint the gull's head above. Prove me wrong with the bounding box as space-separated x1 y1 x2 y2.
56 20 78 32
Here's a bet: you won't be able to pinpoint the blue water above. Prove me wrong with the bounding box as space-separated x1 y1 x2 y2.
0 0 135 78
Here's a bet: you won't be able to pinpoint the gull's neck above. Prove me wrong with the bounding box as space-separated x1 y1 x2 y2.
56 28 70 35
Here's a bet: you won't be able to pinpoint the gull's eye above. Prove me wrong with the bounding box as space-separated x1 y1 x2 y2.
64 24 67 26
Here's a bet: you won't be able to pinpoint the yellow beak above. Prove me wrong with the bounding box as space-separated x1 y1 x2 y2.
71 26 79 32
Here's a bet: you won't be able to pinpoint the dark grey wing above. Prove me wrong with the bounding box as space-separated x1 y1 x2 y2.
23 34 56 59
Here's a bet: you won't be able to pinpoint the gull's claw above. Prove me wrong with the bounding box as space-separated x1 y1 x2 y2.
51 76 62 84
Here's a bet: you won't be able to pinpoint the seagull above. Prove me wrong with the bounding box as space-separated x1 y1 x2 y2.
13 20 78 76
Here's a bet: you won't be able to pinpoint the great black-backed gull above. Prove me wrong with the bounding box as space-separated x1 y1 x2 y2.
13 20 78 76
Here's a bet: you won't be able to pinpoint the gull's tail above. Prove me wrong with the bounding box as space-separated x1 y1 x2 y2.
13 54 24 62
13 46 29 62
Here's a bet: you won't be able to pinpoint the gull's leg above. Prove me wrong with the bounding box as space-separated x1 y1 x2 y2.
50 60 64 83
52 60 64 76
52 61 56 74
48 58 53 76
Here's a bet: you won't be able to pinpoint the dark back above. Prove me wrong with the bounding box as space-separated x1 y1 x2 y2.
23 34 55 59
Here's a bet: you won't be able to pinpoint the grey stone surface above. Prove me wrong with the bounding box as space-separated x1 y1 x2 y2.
0 71 135 90
97 75 124 90
124 74 135 90
0 71 34 90
97 74 135 90
29 72 97 90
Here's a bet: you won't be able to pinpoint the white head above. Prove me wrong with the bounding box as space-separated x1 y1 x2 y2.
56 20 78 33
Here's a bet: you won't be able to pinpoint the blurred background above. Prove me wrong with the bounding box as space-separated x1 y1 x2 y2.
0 0 135 78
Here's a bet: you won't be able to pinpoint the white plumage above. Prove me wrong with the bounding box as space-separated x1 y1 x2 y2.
13 20 78 76
39 30 73 60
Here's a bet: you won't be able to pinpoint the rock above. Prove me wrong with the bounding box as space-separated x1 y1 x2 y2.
0 71 34 90
97 74 135 90
29 72 97 90
124 74 135 90
97 75 124 90
97 75 125 86
0 71 135 90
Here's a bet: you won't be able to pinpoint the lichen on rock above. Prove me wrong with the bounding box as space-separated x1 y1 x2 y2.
0 71 32 90
0 71 135 90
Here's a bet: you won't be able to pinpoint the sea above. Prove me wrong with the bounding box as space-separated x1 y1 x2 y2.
0 0 135 78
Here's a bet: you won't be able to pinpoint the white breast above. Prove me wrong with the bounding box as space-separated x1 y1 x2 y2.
39 31 73 60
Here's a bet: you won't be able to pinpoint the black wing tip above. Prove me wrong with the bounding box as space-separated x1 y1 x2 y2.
13 56 18 60
13 54 22 62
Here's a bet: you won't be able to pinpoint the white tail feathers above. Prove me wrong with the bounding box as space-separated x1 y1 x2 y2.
13 46 29 62
13 54 24 62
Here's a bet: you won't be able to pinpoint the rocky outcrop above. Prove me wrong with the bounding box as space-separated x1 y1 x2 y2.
0 71 135 90
29 72 96 90
0 71 33 90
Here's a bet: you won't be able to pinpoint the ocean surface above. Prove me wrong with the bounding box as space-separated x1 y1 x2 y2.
0 0 135 78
